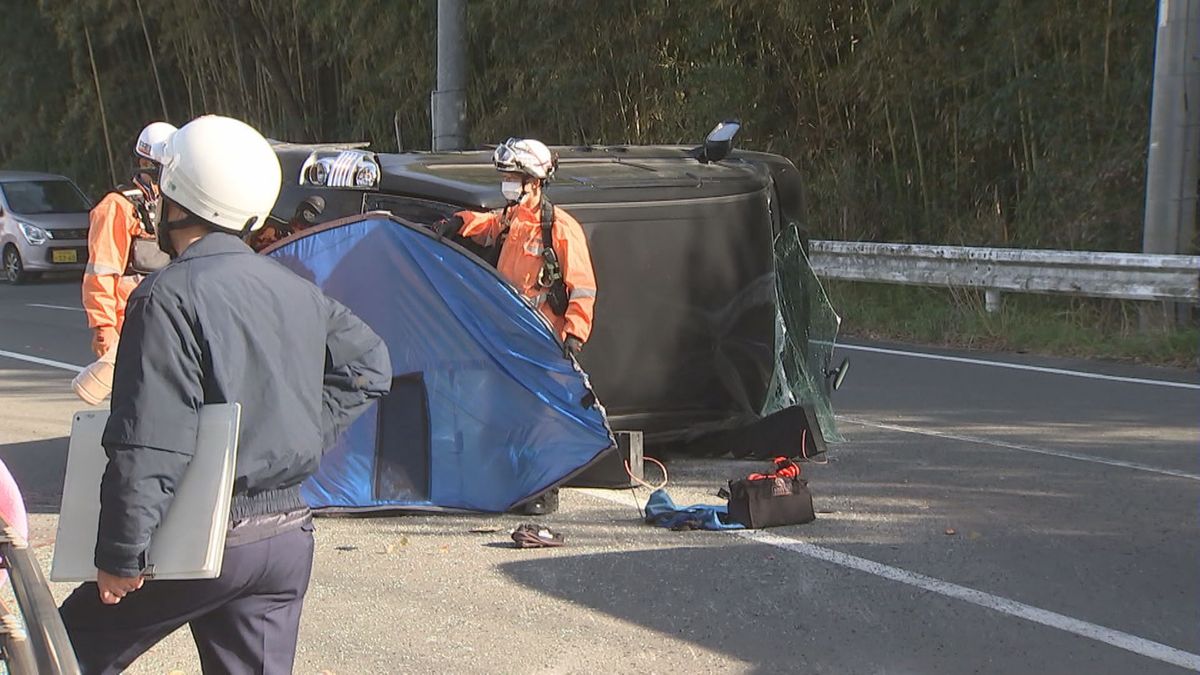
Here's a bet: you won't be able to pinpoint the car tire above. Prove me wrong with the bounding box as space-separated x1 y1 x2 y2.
2 246 29 285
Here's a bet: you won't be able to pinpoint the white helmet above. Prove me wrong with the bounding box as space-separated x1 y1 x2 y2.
158 115 281 233
493 138 557 180
135 122 177 163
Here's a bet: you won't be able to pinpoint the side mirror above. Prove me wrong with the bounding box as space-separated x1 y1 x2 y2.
294 195 326 227
825 357 850 392
698 120 741 163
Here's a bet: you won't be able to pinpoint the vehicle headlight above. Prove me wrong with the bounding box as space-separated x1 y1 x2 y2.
17 221 51 245
300 150 380 190
354 162 380 188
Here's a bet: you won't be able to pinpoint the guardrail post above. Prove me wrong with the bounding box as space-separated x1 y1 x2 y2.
985 289 1003 314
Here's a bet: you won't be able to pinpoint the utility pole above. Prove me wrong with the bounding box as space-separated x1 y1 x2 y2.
134 0 169 122
432 0 467 151
83 27 117 187
1141 0 1200 326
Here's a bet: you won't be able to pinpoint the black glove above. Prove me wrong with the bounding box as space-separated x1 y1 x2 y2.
563 335 583 359
431 214 464 240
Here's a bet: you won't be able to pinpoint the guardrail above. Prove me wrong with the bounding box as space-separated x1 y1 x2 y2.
807 241 1200 311
0 516 80 675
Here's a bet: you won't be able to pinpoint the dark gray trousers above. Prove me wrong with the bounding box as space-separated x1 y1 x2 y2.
60 525 314 675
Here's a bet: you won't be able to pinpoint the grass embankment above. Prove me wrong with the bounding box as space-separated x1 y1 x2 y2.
826 281 1199 369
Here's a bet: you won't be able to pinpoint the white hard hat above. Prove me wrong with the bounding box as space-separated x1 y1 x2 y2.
158 115 282 233
135 122 177 163
493 138 557 180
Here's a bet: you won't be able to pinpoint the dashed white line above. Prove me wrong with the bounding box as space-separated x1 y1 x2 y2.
25 303 85 312
0 349 84 373
578 488 1200 671
834 343 1200 391
838 416 1200 482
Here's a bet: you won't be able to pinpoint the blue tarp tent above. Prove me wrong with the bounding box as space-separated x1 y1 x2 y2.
267 214 614 513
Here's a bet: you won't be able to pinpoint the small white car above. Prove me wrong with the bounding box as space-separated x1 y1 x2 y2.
0 171 92 284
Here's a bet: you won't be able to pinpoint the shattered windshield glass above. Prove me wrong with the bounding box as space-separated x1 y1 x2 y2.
765 218 844 442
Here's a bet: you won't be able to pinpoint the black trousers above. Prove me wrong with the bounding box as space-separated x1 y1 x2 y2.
60 525 314 675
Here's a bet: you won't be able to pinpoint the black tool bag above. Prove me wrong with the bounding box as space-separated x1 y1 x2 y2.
121 190 171 275
725 461 816 529
127 237 171 275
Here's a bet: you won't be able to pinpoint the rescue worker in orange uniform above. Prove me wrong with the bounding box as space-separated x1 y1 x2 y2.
435 138 597 356
246 195 326 252
82 122 176 358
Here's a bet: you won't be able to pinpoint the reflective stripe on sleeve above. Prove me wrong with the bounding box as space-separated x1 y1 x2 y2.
85 263 123 276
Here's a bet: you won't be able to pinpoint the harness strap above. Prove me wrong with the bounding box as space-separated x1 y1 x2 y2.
538 198 568 316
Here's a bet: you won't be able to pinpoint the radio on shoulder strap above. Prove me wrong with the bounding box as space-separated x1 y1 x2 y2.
119 189 171 275
538 199 569 316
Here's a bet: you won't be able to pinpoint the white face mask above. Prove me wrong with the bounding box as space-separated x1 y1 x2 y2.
501 179 525 203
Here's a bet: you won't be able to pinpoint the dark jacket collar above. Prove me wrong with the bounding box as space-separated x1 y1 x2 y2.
176 231 255 261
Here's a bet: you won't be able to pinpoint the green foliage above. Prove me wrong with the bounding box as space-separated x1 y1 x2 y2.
827 281 1199 367
0 0 1156 250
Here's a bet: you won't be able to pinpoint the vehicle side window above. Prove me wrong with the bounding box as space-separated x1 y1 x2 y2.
363 195 502 266
364 196 457 225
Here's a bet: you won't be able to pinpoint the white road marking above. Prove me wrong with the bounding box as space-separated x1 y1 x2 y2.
578 488 1200 671
26 303 84 312
0 349 84 373
834 343 1200 391
839 415 1200 482
738 529 1200 672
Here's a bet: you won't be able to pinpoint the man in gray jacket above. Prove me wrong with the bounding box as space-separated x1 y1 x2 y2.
59 115 392 674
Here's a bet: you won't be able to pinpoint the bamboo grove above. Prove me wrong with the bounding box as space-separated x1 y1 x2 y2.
0 0 1158 252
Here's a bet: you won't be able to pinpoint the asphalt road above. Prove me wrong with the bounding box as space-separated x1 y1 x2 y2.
1 277 1197 674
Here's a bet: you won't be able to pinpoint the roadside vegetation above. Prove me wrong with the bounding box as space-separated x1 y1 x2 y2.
1 1 1159 250
828 281 1199 368
3 1 1190 360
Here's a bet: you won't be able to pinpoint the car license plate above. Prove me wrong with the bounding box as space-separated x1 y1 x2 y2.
52 249 77 264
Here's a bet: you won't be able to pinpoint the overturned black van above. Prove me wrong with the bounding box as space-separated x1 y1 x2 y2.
267 128 843 454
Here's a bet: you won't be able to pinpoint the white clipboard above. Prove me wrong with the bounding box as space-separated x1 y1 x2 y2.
51 403 241 582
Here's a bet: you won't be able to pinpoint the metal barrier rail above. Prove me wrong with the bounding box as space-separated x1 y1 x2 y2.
807 241 1200 310
0 517 80 675
0 597 37 674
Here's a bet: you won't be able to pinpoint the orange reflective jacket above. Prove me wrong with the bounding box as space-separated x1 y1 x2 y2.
82 192 149 332
456 200 597 342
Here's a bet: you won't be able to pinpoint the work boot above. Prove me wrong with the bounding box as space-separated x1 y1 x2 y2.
510 488 559 516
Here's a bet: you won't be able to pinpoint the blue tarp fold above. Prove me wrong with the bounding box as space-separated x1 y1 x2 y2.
269 215 613 512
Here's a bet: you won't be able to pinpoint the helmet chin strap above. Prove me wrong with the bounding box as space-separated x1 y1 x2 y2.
516 178 542 206
501 177 528 206
155 217 179 258
156 198 221 259
239 216 259 238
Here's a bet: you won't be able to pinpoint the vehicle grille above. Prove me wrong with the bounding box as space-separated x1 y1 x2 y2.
50 228 90 240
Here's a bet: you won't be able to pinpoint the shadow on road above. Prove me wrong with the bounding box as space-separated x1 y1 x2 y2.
3 272 83 287
0 436 67 514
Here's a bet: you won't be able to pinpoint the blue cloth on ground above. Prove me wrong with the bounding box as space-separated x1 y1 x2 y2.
643 489 744 530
